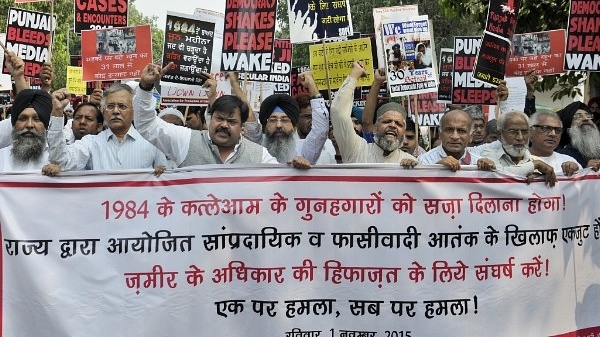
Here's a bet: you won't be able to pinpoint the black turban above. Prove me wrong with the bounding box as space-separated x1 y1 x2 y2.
11 89 53 129
259 94 300 126
557 101 592 148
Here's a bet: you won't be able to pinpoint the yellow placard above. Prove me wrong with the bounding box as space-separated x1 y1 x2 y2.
66 66 86 95
309 38 374 90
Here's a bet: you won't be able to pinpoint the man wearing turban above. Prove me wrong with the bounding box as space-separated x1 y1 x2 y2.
245 71 329 165
0 89 52 172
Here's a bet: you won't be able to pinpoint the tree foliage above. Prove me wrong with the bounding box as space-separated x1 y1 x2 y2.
276 0 480 69
0 0 164 90
439 0 589 101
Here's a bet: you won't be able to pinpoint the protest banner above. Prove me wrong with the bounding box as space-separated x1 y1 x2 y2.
3 7 55 77
70 55 117 95
563 0 600 71
0 167 599 336
437 48 453 103
160 72 232 106
452 36 497 105
74 0 128 33
162 12 215 87
372 5 419 69
381 16 438 97
408 92 446 126
288 0 353 43
221 0 276 73
66 66 87 95
81 25 152 81
506 30 566 77
194 8 225 74
309 38 374 91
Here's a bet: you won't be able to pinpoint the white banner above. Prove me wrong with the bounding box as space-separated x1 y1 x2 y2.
1 167 599 336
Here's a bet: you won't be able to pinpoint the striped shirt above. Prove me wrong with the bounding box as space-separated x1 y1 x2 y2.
48 116 166 171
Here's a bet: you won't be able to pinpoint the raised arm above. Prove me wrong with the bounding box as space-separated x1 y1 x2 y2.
133 62 192 165
363 68 386 133
298 70 329 164
4 51 27 93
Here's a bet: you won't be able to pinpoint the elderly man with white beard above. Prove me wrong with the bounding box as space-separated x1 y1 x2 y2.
555 102 600 170
329 61 417 167
0 89 52 172
477 110 557 187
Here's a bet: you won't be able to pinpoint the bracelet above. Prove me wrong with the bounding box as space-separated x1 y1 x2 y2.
139 81 154 91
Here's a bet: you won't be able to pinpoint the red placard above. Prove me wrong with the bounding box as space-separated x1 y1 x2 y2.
506 30 566 77
81 25 152 82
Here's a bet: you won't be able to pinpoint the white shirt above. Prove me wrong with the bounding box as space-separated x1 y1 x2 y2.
532 152 582 175
48 116 167 170
0 145 49 172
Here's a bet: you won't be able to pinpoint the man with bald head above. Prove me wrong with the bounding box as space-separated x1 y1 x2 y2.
418 109 480 171
330 62 417 167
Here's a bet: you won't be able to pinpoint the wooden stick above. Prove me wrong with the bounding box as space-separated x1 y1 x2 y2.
412 95 419 147
48 0 54 62
183 106 189 123
322 39 333 105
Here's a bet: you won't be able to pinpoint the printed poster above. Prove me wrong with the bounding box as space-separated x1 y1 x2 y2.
372 5 419 70
563 0 600 71
81 25 153 81
3 7 55 77
288 0 353 43
452 36 497 105
380 15 438 97
221 0 276 73
309 38 374 91
162 12 215 86
506 30 566 77
74 0 128 33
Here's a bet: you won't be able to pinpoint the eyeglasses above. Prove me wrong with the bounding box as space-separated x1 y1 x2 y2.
267 117 292 125
572 112 594 120
503 129 531 137
104 103 129 111
531 125 563 134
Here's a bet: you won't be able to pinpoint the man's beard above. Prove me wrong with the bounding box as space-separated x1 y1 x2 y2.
11 128 46 163
569 124 600 160
500 136 527 158
263 130 296 163
374 131 403 153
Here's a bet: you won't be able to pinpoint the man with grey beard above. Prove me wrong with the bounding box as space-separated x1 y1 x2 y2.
329 62 417 166
245 71 329 167
477 110 557 186
556 102 600 170
0 89 52 172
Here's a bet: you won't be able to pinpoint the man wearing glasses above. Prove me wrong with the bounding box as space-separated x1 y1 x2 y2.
528 110 580 176
245 71 329 166
47 84 167 170
477 110 557 187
